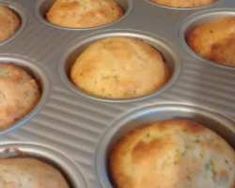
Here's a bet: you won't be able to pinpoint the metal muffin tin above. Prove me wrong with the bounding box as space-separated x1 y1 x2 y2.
0 0 234 187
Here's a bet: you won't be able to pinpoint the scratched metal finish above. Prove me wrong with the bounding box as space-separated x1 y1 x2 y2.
0 0 234 187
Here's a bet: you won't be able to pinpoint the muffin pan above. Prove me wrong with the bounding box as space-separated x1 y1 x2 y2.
0 0 234 188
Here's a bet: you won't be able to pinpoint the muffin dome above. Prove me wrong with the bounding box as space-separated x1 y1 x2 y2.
0 5 20 42
110 119 235 188
151 0 215 8
0 64 41 130
47 0 124 28
70 37 170 99
0 158 69 188
187 17 235 67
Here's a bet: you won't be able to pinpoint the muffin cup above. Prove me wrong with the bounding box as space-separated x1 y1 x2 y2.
96 102 235 188
145 0 220 10
0 1 25 45
0 142 86 188
180 8 235 70
60 30 181 103
0 55 49 134
36 0 132 30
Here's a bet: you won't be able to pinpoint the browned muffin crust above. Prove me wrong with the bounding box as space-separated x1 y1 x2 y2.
209 35 235 67
151 0 215 8
70 37 170 99
0 5 20 42
47 0 124 28
187 17 235 67
0 64 41 130
110 119 235 188
0 157 69 188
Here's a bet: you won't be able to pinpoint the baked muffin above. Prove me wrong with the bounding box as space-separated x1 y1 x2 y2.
0 158 69 188
70 37 170 99
46 0 124 28
0 5 20 42
187 17 235 67
151 0 215 8
0 64 41 130
110 119 235 188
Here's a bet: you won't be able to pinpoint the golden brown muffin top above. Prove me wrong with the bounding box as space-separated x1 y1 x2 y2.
151 0 216 8
0 64 41 130
110 119 235 188
187 17 235 67
0 5 20 42
70 37 170 99
46 0 124 28
0 157 69 188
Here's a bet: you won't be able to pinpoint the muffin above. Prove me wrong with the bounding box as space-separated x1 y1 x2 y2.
0 64 41 130
0 5 20 42
0 158 69 188
110 119 235 188
187 17 235 67
151 0 215 8
70 37 170 99
46 0 124 28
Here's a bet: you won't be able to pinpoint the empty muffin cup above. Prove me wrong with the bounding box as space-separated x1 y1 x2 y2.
37 0 131 29
0 142 86 188
96 102 235 188
61 31 180 102
0 56 48 134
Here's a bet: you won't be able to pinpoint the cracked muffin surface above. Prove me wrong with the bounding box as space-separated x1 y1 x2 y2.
0 64 41 130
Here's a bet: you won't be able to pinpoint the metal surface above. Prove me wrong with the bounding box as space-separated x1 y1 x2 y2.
0 0 234 187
